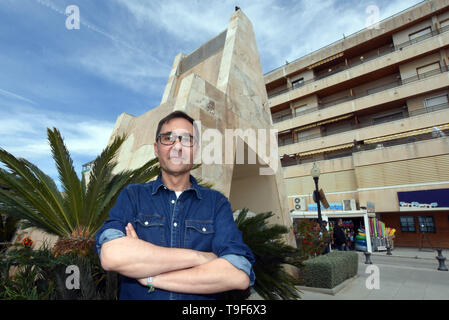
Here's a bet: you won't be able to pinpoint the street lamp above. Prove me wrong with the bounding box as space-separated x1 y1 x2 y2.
311 163 323 229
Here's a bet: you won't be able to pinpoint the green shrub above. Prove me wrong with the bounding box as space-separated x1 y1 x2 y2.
299 251 358 289
0 244 119 300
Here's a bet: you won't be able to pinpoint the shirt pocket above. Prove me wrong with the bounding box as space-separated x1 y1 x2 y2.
184 220 215 251
134 213 166 246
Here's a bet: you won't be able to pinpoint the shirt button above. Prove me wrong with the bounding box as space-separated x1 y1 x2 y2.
173 222 178 227
202 227 206 232
144 221 149 226
171 200 175 204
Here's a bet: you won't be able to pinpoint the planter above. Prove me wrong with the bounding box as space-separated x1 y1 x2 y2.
299 251 358 289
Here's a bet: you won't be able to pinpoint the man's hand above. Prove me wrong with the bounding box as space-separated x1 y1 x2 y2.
126 222 138 239
124 222 218 287
126 222 217 262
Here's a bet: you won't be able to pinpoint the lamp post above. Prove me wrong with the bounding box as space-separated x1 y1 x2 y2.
311 163 323 229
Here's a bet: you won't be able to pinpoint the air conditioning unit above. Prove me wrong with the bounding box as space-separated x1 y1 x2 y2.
343 199 357 211
293 196 306 211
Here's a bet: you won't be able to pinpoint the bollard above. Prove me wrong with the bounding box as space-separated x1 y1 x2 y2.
386 245 392 255
436 249 448 271
364 251 373 264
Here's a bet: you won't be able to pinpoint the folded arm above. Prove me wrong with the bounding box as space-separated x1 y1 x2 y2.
100 223 216 279
120 222 251 293
140 257 250 294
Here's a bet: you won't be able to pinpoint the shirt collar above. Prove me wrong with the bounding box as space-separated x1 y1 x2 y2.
151 173 203 199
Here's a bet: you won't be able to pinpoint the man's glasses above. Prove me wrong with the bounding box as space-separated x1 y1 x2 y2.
157 132 195 147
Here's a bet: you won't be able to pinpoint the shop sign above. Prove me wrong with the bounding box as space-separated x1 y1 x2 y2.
366 201 375 213
308 202 343 211
398 188 449 211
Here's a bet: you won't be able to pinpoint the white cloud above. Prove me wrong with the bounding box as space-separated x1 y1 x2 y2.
0 102 114 183
115 0 422 73
77 43 169 95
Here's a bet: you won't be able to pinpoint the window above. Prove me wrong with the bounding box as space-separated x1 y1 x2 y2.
294 104 308 117
416 62 441 79
400 216 415 232
440 18 449 29
272 109 292 123
296 129 311 142
292 78 304 89
408 27 432 41
425 94 448 112
278 135 293 146
418 216 436 233
372 111 404 125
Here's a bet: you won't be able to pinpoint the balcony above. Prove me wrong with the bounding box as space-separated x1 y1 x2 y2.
272 65 449 129
267 24 449 100
280 127 449 168
279 101 449 151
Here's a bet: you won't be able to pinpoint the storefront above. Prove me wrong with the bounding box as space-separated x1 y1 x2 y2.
291 209 392 253
379 188 449 248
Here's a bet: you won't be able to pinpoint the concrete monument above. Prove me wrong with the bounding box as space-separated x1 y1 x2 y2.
108 10 295 246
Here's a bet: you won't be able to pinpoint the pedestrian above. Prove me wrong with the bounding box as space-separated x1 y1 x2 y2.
322 220 331 254
95 110 255 300
333 218 349 251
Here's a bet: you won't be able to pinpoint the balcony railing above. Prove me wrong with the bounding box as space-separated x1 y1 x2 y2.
278 102 449 147
280 128 449 167
272 65 449 125
268 24 449 99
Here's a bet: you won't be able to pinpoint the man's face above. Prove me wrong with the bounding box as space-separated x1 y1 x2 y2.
154 117 196 176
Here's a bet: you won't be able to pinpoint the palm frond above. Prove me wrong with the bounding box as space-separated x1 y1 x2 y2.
0 149 69 235
1 126 161 256
83 135 126 231
0 188 65 235
234 209 301 300
47 127 83 231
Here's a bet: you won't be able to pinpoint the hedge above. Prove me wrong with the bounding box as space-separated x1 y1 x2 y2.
299 251 358 289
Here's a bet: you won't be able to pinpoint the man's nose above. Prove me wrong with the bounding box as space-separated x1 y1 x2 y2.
172 138 183 150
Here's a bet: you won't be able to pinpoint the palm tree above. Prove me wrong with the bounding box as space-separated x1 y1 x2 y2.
223 209 302 300
0 127 160 256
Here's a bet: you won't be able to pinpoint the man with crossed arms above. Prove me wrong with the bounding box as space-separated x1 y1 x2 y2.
95 111 255 300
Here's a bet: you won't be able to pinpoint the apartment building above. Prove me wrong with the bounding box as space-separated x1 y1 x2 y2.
265 0 449 248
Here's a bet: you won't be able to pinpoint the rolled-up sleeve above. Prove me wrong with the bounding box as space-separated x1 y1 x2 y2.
95 228 126 256
221 254 256 286
95 186 136 256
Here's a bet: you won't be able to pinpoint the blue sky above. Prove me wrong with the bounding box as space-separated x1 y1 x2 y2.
0 0 423 183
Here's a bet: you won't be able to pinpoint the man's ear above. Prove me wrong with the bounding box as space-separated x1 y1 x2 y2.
154 142 159 158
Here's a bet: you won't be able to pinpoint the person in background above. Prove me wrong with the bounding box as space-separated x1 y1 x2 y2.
322 220 331 254
333 218 349 251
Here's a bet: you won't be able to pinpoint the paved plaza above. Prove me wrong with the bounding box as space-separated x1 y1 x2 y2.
299 247 449 300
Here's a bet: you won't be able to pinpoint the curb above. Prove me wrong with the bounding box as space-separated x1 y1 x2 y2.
296 274 359 296
366 252 436 261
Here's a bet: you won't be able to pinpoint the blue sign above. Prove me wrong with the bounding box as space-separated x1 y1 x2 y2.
308 202 343 211
398 188 449 209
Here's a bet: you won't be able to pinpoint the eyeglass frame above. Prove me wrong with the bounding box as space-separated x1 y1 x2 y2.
157 132 196 147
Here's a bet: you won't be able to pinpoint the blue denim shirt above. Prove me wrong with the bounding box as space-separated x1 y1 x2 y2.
95 174 255 300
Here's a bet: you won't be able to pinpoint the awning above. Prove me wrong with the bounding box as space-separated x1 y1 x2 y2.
364 123 449 144
297 142 354 157
307 52 344 70
294 113 353 133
